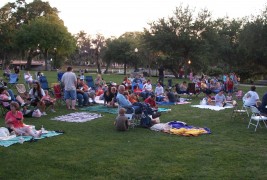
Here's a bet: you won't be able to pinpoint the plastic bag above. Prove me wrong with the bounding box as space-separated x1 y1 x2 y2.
32 109 42 117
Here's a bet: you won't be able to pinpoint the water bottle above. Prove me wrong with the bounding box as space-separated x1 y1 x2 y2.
41 125 45 133
19 134 24 144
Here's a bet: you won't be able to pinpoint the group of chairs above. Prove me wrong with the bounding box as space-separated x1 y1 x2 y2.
231 101 267 132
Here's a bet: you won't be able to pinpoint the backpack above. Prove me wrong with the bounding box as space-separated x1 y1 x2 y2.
140 114 152 128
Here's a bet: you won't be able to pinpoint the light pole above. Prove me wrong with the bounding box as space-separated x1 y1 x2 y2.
54 48 57 69
134 48 138 72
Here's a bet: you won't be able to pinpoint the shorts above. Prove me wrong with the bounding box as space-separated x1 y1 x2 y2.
64 90 77 100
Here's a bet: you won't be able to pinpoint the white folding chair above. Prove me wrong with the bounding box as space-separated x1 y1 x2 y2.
248 106 267 132
231 101 250 121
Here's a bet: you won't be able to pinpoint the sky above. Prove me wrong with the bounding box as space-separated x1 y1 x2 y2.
1 0 266 37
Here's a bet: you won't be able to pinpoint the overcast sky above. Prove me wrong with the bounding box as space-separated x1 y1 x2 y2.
1 0 266 37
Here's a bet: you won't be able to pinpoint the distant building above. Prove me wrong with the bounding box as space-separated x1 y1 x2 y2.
7 60 45 70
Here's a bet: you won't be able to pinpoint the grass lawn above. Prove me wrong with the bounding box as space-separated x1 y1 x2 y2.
0 70 267 179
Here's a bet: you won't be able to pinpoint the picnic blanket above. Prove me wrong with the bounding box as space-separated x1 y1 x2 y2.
150 121 211 137
157 108 171 112
0 131 62 147
157 101 191 105
94 96 104 104
191 104 233 111
51 112 102 122
80 105 118 114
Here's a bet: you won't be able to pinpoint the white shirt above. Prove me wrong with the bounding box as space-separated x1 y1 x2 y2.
155 86 164 96
61 72 77 91
243 91 259 106
143 83 152 92
24 74 33 82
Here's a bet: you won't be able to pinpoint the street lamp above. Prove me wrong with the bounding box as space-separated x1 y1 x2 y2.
188 60 191 65
134 48 138 53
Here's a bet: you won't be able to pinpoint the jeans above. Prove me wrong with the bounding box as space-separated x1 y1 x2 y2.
77 92 89 106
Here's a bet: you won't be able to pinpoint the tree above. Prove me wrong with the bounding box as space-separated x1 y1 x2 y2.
16 14 76 70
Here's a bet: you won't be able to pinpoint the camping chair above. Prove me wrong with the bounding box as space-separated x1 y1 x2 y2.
39 76 53 95
85 76 95 89
57 72 64 82
7 73 18 88
231 100 250 121
187 83 200 97
248 106 267 132
53 83 65 105
23 72 31 90
15 84 30 102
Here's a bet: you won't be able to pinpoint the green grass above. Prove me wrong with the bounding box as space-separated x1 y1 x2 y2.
0 70 267 179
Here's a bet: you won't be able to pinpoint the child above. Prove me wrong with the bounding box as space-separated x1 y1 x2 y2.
235 90 243 100
41 90 56 112
226 92 233 102
115 108 129 131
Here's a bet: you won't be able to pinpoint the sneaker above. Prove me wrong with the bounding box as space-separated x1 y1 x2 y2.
42 112 47 115
51 109 56 113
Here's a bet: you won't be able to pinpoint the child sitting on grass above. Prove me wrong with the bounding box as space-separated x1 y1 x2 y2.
41 90 56 112
115 108 129 131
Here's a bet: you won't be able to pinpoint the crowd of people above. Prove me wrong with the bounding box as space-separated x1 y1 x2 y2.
1 66 267 134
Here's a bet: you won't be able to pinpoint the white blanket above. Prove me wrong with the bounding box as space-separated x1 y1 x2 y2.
191 104 233 111
51 112 102 123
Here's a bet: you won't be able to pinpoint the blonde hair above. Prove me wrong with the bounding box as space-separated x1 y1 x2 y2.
119 108 126 115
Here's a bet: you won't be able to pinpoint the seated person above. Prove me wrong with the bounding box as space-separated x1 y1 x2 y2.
144 94 158 109
242 86 259 107
103 86 117 107
80 78 97 104
128 92 139 104
226 92 233 102
214 90 226 107
0 87 27 110
115 108 129 131
140 79 153 99
3 66 11 79
132 74 142 84
5 101 42 138
179 81 188 94
41 90 56 112
133 84 142 95
24 71 33 84
155 82 164 102
257 91 267 115
95 74 106 90
158 89 179 105
29 81 47 115
210 80 221 94
235 90 243 100
76 78 89 107
122 76 132 90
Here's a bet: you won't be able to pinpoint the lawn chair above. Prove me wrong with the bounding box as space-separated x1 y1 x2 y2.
7 73 18 88
23 72 31 90
15 84 30 102
53 83 65 105
39 76 52 95
57 72 64 82
231 100 250 121
248 106 267 132
187 83 200 97
85 76 95 89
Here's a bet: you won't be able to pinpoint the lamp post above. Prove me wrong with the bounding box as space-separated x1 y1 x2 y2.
53 48 57 69
134 48 138 72
187 60 191 79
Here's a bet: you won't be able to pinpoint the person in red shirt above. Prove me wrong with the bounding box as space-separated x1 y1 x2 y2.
144 94 158 109
5 101 42 138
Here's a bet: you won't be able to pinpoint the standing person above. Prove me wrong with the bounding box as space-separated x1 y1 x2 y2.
158 65 164 85
189 70 193 81
61 66 77 110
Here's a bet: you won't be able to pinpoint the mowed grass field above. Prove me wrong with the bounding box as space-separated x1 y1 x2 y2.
0 70 267 179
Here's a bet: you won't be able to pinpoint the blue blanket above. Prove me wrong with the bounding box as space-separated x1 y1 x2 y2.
0 131 63 147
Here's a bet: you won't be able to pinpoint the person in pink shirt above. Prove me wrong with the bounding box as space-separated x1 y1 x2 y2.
5 102 42 138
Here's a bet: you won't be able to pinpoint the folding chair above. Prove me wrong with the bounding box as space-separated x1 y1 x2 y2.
53 83 65 105
7 73 18 88
15 84 30 102
85 76 95 89
23 72 31 90
248 106 267 132
231 101 250 120
57 72 64 82
39 76 53 95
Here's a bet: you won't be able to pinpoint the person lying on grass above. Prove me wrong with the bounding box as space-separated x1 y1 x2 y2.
5 101 42 138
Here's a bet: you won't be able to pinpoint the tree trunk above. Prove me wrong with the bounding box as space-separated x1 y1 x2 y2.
44 49 48 71
26 50 33 70
104 59 111 74
124 62 127 75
